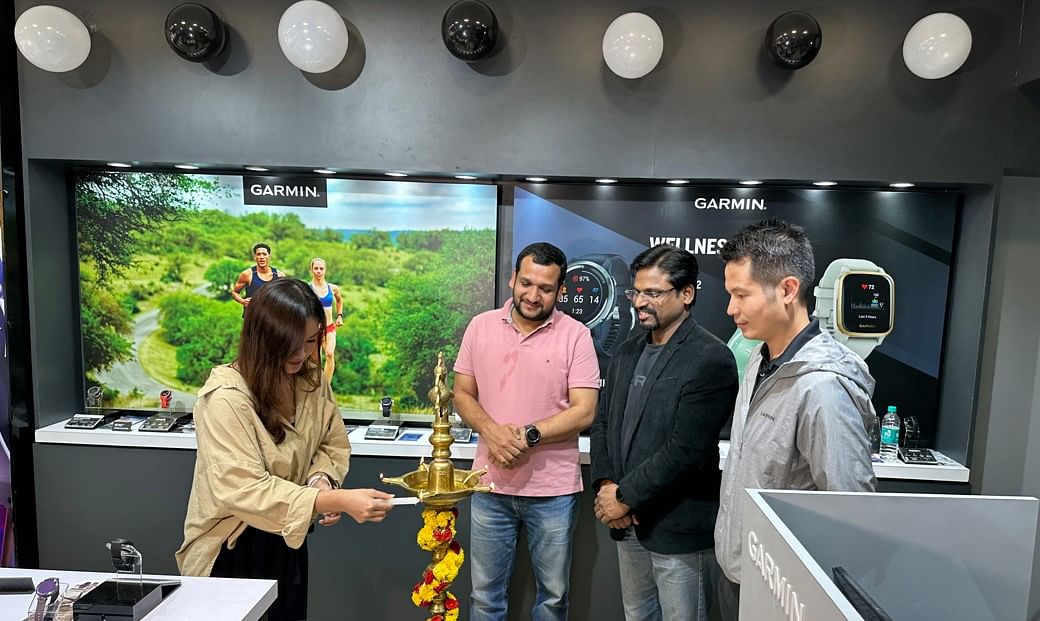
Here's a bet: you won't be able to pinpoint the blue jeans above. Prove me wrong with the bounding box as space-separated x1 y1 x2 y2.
469 492 580 621
616 528 719 621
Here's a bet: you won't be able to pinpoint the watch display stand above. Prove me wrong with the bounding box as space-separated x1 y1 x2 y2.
450 413 472 443
66 387 120 430
366 395 400 440
74 542 179 621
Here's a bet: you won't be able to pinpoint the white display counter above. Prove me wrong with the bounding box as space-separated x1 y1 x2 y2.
739 489 1038 620
0 567 274 621
36 419 970 482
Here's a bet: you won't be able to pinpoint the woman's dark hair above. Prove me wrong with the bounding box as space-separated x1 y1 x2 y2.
236 278 325 443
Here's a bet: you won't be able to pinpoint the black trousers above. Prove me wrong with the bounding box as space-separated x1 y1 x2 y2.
211 526 309 621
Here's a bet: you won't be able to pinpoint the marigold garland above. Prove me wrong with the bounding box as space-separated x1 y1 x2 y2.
412 508 464 621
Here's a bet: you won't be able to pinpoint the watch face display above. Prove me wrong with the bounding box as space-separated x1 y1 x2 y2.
838 272 894 336
36 578 59 597
556 261 614 328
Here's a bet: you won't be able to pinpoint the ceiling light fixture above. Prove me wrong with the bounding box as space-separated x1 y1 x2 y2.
385 172 408 177
739 180 763 186
245 166 269 172
595 178 618 184
889 182 915 188
813 181 837 186
107 162 132 168
666 179 689 185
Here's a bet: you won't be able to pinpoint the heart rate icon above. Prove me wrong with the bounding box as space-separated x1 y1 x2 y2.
861 284 869 289
576 287 583 293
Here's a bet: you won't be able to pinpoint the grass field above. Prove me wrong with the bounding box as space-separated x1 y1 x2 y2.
138 328 198 394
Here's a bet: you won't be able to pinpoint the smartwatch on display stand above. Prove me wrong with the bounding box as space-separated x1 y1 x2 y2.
812 258 895 360
556 254 635 370
65 386 120 430
33 577 59 621
73 539 181 619
365 395 401 440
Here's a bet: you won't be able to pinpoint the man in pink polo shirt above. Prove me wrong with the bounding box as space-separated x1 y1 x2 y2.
454 242 600 621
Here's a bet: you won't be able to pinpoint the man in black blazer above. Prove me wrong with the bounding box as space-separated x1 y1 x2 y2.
591 245 738 621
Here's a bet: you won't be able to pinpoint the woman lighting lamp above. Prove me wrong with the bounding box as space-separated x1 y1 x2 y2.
177 278 392 621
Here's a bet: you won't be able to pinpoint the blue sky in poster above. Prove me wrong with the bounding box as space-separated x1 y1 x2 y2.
201 175 497 230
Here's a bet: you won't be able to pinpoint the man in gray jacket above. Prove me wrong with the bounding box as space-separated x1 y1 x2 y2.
711 219 878 621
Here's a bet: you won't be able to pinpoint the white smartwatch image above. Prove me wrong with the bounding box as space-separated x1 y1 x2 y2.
813 258 895 359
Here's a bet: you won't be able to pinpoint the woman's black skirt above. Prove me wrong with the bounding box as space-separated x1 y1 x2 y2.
211 526 309 621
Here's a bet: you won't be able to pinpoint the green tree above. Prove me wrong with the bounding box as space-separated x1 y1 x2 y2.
377 229 495 406
76 172 219 284
158 293 241 384
204 259 245 299
80 274 133 374
397 230 444 252
331 322 377 395
350 229 392 250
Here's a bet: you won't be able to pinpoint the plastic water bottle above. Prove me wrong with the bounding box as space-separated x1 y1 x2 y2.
880 405 901 463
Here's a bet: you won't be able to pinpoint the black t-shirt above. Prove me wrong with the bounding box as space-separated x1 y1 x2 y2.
619 341 666 469
753 318 822 395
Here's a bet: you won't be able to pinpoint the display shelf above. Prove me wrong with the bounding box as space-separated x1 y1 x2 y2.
36 419 968 482
0 567 274 621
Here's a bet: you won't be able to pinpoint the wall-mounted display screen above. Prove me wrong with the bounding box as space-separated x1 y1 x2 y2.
75 172 497 417
512 184 958 447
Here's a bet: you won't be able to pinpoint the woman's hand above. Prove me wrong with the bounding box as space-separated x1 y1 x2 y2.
317 489 394 524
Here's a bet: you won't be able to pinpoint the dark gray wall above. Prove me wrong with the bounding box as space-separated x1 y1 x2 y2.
33 444 959 619
14 0 1040 613
34 446 626 620
11 0 1031 185
973 176 1040 619
1018 0 1040 86
11 1 1020 452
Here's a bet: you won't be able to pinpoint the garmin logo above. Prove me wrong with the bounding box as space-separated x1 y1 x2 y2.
249 184 319 198
649 237 727 255
243 176 327 208
747 530 805 621
694 197 766 210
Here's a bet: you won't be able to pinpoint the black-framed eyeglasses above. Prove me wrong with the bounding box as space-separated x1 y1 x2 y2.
624 287 676 301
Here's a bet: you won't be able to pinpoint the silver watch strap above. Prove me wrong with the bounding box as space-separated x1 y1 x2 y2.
813 258 885 356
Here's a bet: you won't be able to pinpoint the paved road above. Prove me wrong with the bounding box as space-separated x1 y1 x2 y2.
95 283 215 408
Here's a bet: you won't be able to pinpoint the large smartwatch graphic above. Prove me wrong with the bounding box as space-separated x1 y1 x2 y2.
556 253 634 359
813 258 895 359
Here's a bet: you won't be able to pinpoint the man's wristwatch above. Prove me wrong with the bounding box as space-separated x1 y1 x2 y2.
524 424 541 447
614 485 625 504
813 258 895 359
556 253 635 360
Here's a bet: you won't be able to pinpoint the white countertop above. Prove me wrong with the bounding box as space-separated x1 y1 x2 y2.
0 567 274 621
35 419 969 483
